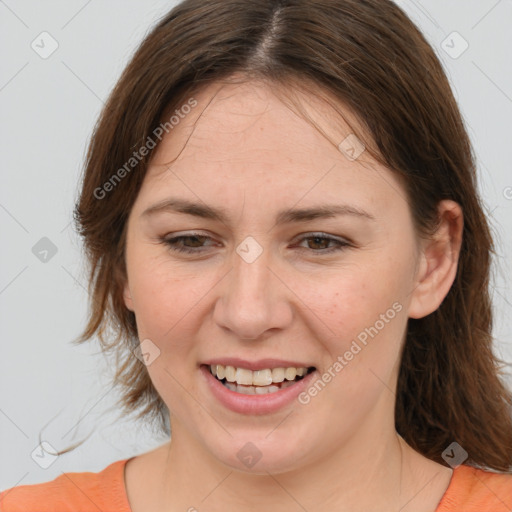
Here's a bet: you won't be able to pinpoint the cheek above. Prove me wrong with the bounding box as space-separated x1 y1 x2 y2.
307 257 410 385
126 250 221 354
126 257 215 410
310 260 408 337
308 298 406 428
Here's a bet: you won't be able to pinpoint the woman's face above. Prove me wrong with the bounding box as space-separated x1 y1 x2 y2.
123 79 426 473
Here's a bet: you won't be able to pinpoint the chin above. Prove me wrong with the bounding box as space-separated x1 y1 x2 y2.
203 428 314 475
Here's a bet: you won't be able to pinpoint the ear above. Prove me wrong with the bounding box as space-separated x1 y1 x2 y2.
123 282 134 312
408 200 463 319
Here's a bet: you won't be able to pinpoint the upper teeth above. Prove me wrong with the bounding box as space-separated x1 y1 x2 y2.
210 364 309 386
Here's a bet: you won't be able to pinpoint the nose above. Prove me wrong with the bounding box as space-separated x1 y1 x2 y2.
213 243 293 340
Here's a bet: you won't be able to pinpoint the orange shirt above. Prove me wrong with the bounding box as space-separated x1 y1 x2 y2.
1 459 511 511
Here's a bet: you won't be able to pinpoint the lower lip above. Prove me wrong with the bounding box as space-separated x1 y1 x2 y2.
200 365 318 415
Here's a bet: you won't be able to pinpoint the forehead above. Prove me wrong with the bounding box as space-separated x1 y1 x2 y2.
137 79 408 216
151 79 364 169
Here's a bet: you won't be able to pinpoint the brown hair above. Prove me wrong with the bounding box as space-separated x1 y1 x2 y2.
66 0 512 471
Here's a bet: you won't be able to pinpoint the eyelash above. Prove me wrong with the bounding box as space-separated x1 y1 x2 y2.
160 232 351 255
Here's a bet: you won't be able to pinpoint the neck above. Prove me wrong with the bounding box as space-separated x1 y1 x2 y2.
152 418 447 512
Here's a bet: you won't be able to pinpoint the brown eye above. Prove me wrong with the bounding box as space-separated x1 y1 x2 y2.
162 234 215 254
306 236 331 250
295 233 351 254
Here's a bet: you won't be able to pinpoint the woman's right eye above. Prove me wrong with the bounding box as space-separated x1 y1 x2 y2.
161 234 215 254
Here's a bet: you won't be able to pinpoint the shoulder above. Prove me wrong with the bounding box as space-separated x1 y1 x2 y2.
0 459 132 512
437 464 512 512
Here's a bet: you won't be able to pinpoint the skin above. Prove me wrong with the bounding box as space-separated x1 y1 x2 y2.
121 77 463 512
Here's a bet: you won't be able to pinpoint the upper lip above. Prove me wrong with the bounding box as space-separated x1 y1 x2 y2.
201 357 315 371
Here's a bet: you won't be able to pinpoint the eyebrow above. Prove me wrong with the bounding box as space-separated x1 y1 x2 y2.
141 198 376 225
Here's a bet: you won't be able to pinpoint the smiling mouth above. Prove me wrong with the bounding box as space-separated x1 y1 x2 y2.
206 364 316 395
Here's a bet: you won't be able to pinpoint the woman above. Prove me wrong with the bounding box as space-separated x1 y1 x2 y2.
1 0 511 510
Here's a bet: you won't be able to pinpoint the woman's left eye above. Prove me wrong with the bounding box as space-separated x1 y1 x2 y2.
296 234 350 253
160 232 350 255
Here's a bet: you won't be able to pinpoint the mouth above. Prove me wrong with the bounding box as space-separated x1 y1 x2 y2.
203 363 316 395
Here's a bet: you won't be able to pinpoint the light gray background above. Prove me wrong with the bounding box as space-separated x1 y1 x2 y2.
1 0 511 490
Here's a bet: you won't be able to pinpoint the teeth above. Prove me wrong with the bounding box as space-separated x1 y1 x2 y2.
271 367 285 383
253 369 273 386
224 381 297 395
209 364 310 386
216 364 225 380
235 367 254 385
285 367 297 380
225 365 236 382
